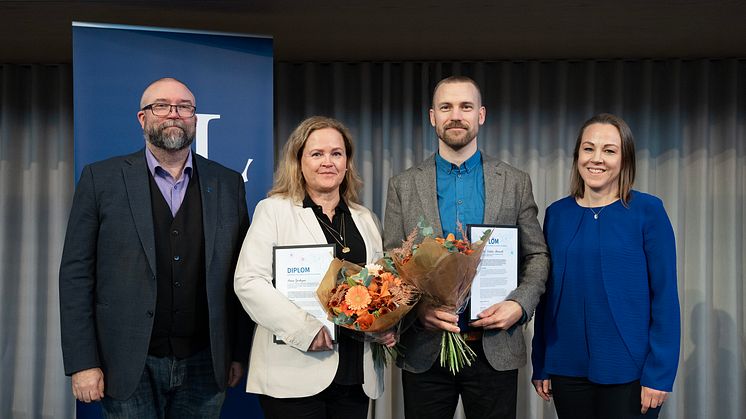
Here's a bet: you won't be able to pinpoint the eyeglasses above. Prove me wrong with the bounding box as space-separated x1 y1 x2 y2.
142 103 196 117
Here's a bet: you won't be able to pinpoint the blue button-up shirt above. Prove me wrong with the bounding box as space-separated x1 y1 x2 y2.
435 150 485 239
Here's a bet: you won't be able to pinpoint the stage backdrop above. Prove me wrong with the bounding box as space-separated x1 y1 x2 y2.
72 22 272 419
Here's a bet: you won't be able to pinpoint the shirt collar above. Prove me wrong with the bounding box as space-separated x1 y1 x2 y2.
145 147 193 179
302 194 350 215
435 150 482 175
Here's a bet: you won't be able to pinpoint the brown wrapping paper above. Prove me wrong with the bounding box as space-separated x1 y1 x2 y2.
316 258 417 333
391 231 491 312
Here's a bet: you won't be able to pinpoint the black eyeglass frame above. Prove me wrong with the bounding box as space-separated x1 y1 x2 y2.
141 103 197 117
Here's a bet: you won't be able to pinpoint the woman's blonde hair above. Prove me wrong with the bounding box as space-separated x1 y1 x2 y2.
570 113 636 206
268 116 363 204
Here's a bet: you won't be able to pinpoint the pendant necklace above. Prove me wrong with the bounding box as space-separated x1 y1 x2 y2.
589 205 607 220
316 212 350 253
586 196 613 220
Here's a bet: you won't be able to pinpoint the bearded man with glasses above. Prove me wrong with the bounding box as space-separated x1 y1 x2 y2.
59 77 252 418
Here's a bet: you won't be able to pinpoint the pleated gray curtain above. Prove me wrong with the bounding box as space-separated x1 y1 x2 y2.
0 64 74 419
1 60 744 419
275 60 746 419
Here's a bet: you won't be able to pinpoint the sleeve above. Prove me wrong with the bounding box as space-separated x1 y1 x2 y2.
233 199 324 351
383 176 406 252
505 172 550 319
382 176 421 332
530 206 553 381
640 197 681 391
230 174 254 363
59 165 101 375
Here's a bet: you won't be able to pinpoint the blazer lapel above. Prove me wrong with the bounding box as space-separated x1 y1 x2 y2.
550 202 584 320
295 203 328 244
482 154 506 224
196 155 218 274
122 150 157 278
414 156 444 237
349 205 378 263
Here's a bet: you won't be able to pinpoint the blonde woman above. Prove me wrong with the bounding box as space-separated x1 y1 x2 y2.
234 116 393 418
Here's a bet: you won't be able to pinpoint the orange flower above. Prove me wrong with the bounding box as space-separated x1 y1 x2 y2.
380 272 395 282
379 280 391 298
356 312 376 330
345 285 372 310
368 281 379 293
340 301 355 317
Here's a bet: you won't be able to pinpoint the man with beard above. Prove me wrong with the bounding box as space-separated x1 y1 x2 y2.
59 78 251 418
383 76 549 419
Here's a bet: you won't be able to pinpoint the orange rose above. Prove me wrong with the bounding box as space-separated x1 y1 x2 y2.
340 302 355 317
355 312 376 330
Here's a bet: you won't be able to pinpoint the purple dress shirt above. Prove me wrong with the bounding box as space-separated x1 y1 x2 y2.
145 147 193 217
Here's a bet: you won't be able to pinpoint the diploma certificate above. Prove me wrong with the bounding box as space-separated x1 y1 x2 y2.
468 225 519 320
273 244 336 342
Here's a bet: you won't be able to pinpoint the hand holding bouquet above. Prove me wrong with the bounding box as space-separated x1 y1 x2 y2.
389 221 491 374
316 259 419 367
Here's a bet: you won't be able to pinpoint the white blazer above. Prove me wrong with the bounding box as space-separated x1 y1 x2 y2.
234 195 384 399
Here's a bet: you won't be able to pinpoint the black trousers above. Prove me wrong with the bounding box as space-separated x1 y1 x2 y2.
258 383 368 419
550 375 662 419
402 341 518 419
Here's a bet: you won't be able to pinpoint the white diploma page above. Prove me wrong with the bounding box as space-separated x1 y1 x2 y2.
468 225 519 320
273 244 336 342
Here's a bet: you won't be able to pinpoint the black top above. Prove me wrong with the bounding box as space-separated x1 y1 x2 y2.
303 195 366 385
148 168 209 358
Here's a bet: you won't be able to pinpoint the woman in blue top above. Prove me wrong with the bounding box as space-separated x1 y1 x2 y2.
531 113 680 418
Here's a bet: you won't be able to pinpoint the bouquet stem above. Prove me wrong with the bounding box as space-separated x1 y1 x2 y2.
439 331 477 374
371 342 400 369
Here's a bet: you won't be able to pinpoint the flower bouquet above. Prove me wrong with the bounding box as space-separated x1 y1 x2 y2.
389 220 491 374
316 259 419 367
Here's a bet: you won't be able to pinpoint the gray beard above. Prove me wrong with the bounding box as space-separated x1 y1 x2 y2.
145 124 194 151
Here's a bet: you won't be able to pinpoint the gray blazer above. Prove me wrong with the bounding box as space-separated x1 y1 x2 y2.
59 149 251 400
383 152 549 372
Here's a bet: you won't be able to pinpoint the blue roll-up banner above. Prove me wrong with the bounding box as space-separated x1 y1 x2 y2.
72 22 271 419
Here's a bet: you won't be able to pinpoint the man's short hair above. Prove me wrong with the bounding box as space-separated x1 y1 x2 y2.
431 76 483 107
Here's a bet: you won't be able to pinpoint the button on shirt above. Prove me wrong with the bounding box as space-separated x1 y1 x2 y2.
435 151 485 332
145 147 193 217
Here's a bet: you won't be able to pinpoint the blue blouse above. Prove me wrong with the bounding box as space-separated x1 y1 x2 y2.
543 200 639 384
532 191 681 391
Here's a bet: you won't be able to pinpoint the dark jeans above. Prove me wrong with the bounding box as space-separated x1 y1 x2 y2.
402 341 518 419
550 375 662 419
101 348 224 419
258 382 369 419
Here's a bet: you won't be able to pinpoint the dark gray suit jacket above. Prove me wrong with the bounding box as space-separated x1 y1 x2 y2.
384 152 549 373
59 149 251 400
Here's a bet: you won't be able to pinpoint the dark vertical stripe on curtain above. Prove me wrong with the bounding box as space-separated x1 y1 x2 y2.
0 64 74 419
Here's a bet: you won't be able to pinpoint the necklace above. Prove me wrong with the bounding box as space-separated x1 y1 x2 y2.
315 212 350 253
588 205 607 220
